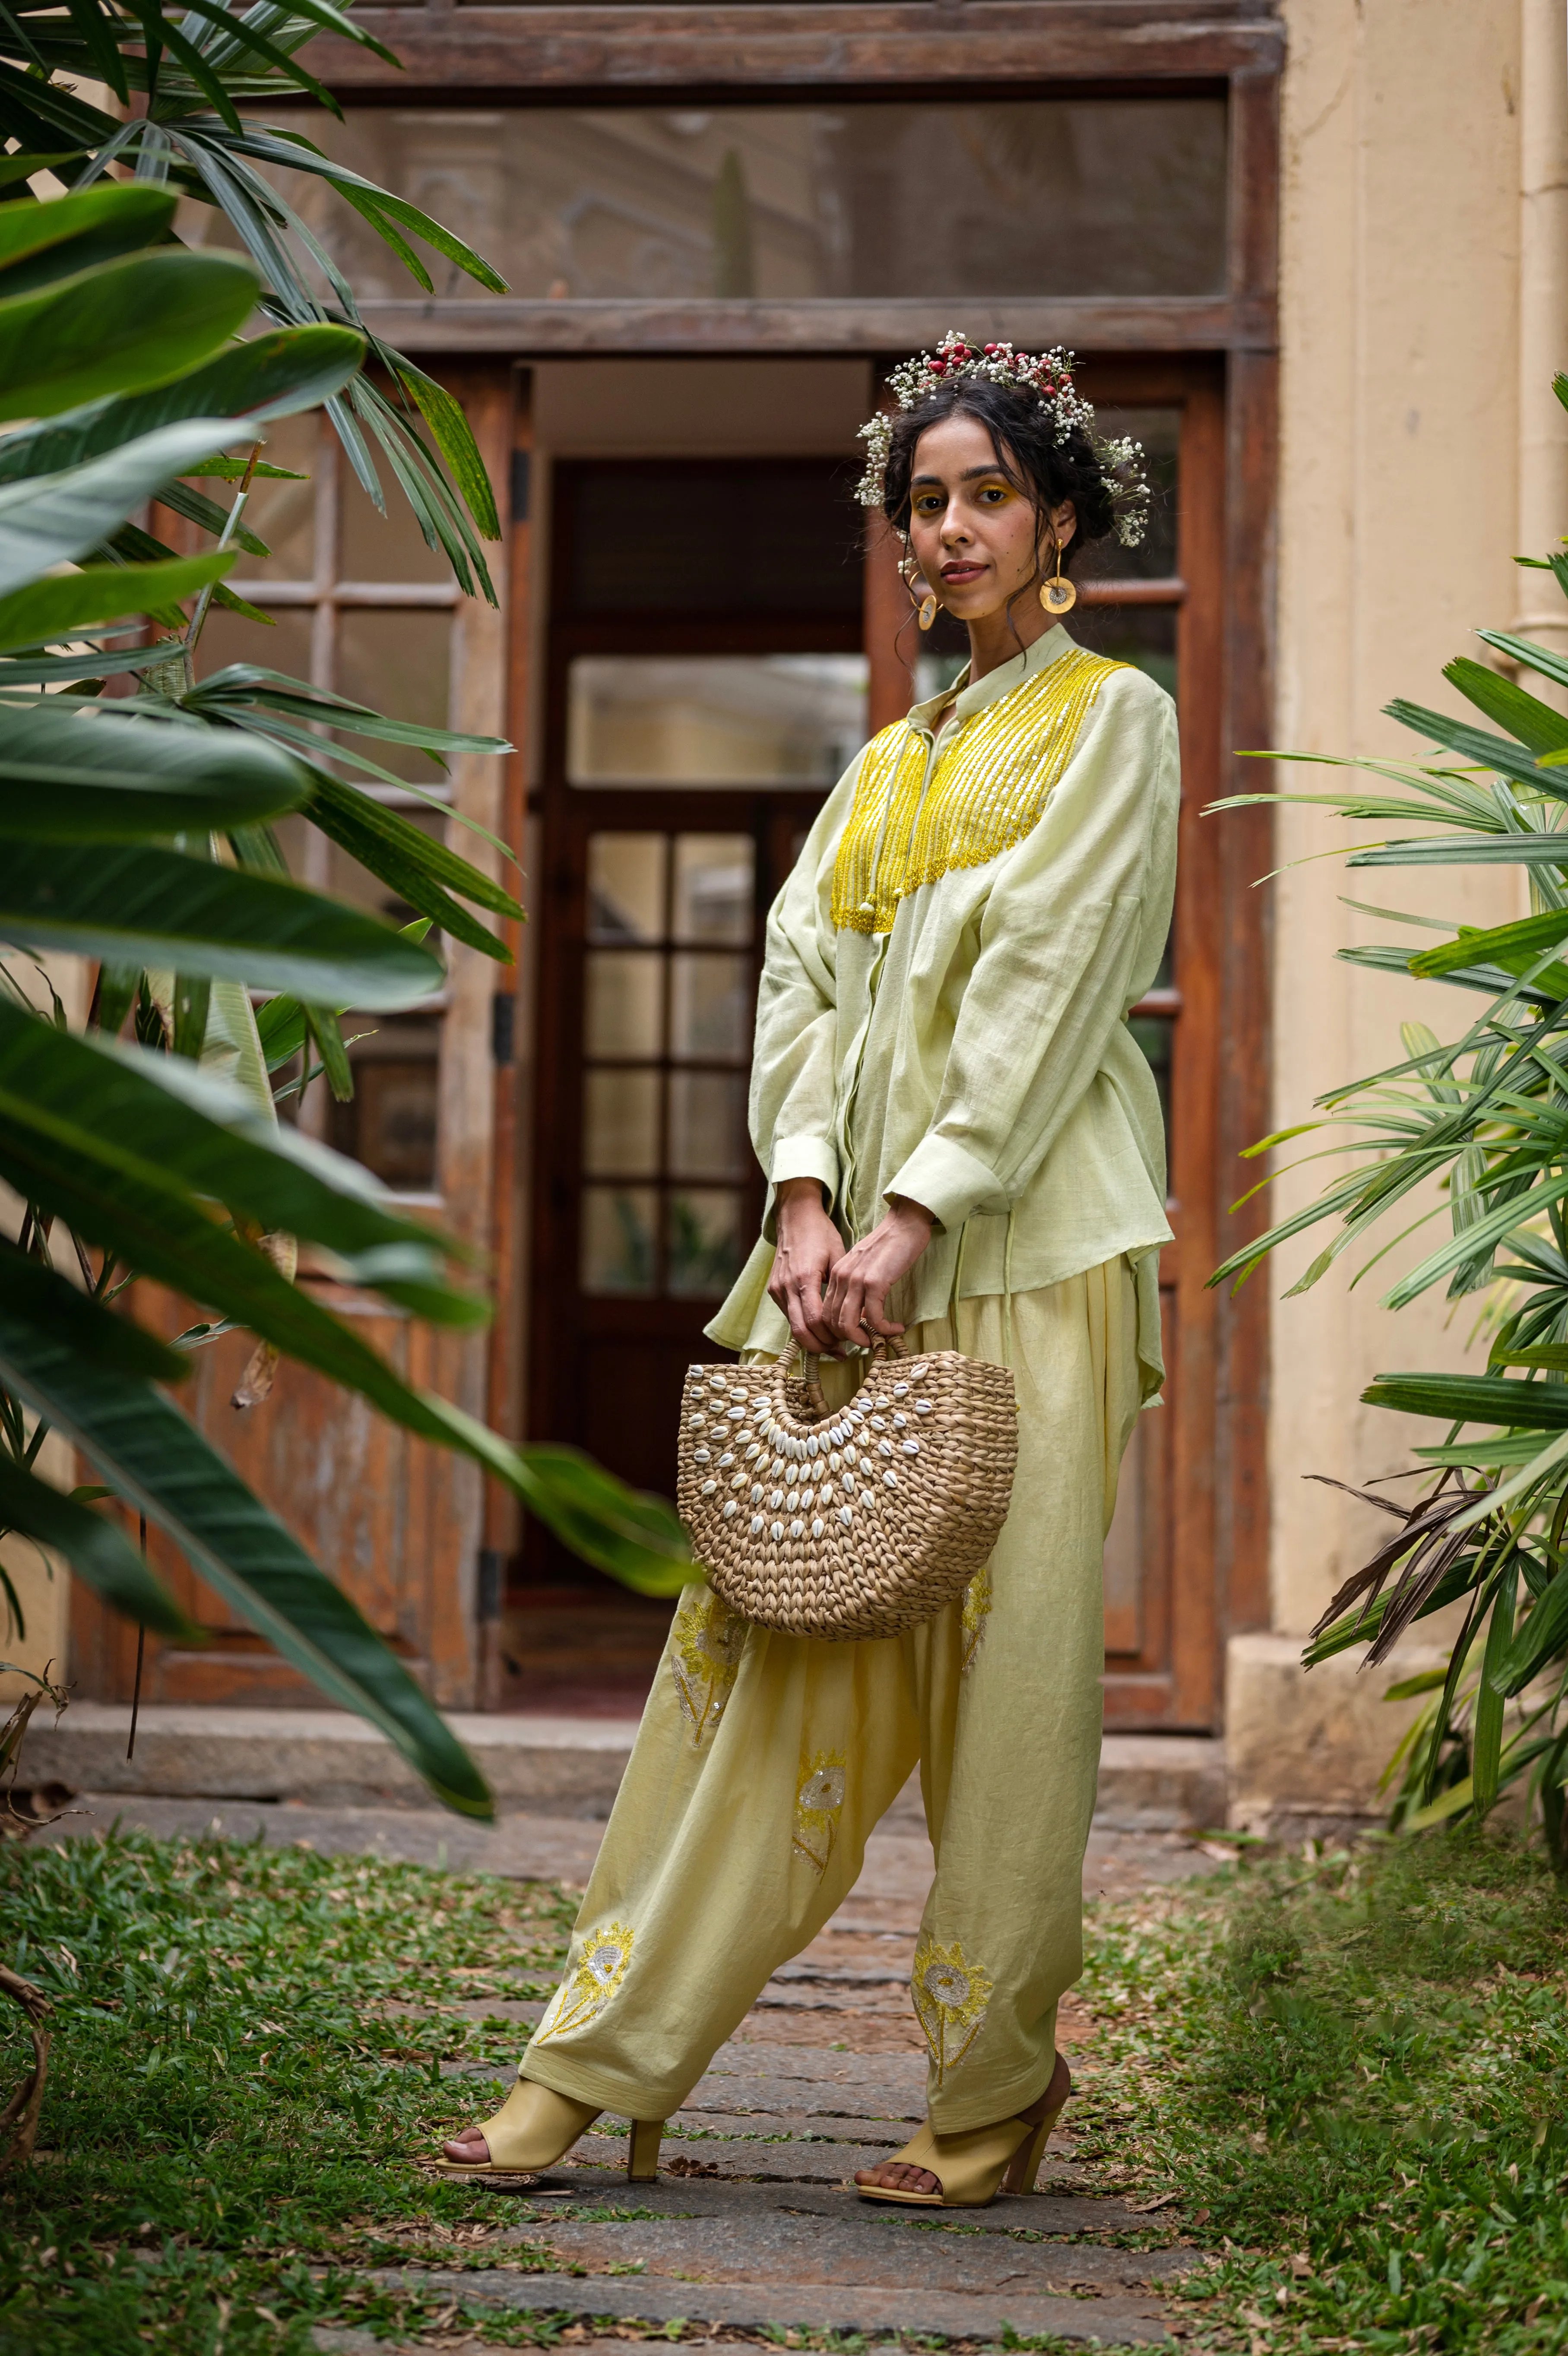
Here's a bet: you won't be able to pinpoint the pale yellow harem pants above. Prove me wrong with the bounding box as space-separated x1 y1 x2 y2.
520 1257 1141 2137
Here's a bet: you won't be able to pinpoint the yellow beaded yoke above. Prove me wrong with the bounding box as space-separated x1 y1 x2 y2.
831 643 1124 934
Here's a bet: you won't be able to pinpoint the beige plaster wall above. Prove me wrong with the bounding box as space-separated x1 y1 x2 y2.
1265 0 1549 1640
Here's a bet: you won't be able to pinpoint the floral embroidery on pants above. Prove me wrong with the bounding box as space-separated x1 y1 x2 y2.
534 1922 635 2043
912 1936 993 2084
792 1749 847 1875
960 1564 992 1674
670 1584 747 1745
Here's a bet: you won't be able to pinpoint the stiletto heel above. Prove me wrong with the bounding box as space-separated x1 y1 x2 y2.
855 2053 1071 2209
436 2080 601 2179
627 2118 664 2181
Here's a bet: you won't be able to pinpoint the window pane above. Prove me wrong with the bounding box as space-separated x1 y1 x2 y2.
340 458 450 584
582 1185 657 1294
568 656 867 787
589 834 667 942
196 604 312 685
563 468 862 618
336 609 453 785
229 409 319 582
674 834 754 944
1070 605 1178 702
669 1189 745 1298
669 1070 749 1179
1128 1013 1172 1152
584 1067 659 1177
253 102 1226 301
1071 410 1181 586
586 950 663 1056
329 1042 440 1192
671 953 751 1061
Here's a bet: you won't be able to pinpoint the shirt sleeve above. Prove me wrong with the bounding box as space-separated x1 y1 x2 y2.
884 673 1179 1231
748 753 859 1217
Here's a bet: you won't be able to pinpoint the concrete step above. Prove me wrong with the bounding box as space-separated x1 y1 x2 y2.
22 1701 1226 1830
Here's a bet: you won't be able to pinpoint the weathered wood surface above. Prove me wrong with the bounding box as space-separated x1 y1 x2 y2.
310 3 1283 95
358 296 1277 358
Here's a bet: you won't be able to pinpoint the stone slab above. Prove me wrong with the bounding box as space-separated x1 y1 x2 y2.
28 1702 1223 1832
365 2265 1176 2344
481 2178 1166 2242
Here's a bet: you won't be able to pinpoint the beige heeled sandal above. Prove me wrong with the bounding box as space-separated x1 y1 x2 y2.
854 2054 1071 2209
436 2079 665 2183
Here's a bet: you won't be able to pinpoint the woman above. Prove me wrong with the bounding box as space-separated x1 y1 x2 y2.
442 334 1177 2208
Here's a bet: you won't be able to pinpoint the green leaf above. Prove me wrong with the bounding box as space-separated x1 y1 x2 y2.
1349 834 1568 870
0 182 174 294
0 1445 191 1637
0 248 260 421
1477 627 1568 700
0 838 445 1006
0 550 232 652
1384 697 1563 794
0 153 89 193
1442 655 1568 756
0 699 307 837
1472 1562 1517 1813
0 322 363 487
301 768 517 958
1362 1371 1568 1429
0 1253 492 1817
394 359 502 540
1410 908 1568 987
0 416 255 596
304 1003 353 1102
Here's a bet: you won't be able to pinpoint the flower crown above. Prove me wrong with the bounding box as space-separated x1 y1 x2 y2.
855 330 1151 550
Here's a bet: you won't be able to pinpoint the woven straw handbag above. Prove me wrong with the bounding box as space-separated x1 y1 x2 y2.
675 1343 1018 1640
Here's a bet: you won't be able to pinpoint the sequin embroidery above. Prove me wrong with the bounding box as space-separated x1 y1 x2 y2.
792 1748 847 1875
670 1583 747 1745
533 1921 636 2043
831 646 1124 934
911 1936 993 2084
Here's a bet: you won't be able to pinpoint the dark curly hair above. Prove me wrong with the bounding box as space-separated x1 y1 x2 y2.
881 377 1115 580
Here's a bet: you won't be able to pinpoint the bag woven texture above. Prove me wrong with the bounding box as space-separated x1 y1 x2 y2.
676 1346 1018 1640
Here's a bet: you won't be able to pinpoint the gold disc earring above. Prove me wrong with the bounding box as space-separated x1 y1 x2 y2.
1039 536 1077 617
918 593 938 631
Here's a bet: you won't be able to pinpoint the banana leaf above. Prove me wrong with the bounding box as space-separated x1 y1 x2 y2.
0 1250 492 1817
0 839 444 1005
0 248 258 420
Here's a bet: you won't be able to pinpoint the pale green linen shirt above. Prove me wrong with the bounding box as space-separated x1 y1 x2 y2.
705 623 1179 1400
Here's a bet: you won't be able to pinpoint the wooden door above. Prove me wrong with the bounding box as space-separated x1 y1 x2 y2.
69 365 515 1713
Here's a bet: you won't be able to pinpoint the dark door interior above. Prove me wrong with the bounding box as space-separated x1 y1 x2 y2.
518 457 864 1698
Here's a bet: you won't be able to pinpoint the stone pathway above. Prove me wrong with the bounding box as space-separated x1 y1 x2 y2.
52 1794 1214 2348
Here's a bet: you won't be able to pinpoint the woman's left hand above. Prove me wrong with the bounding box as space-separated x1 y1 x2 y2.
822 1197 936 1346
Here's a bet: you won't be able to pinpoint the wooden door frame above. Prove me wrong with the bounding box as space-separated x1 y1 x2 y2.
460 38 1278 1726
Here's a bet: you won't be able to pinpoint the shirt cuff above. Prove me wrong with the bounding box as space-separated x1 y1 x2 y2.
769 1134 839 1199
884 1136 1007 1232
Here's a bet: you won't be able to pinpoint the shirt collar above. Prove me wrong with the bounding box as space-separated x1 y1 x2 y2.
905 623 1077 739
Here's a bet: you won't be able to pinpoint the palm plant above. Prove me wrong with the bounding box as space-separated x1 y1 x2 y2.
0 24 689 1821
1213 379 1568 1859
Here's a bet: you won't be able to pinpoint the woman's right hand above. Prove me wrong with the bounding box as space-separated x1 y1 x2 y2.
768 1177 844 1355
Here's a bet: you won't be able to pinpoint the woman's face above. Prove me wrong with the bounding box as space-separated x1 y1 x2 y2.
905 413 1075 626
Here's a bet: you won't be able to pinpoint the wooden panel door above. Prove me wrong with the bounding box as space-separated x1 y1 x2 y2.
69 365 514 1713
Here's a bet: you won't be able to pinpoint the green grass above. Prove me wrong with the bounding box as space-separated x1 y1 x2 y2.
0 1825 580 2351
1074 1825 1568 2353
5 1821 1568 2350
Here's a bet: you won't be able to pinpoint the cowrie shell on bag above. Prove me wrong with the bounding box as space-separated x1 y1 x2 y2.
677 1350 1017 1640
